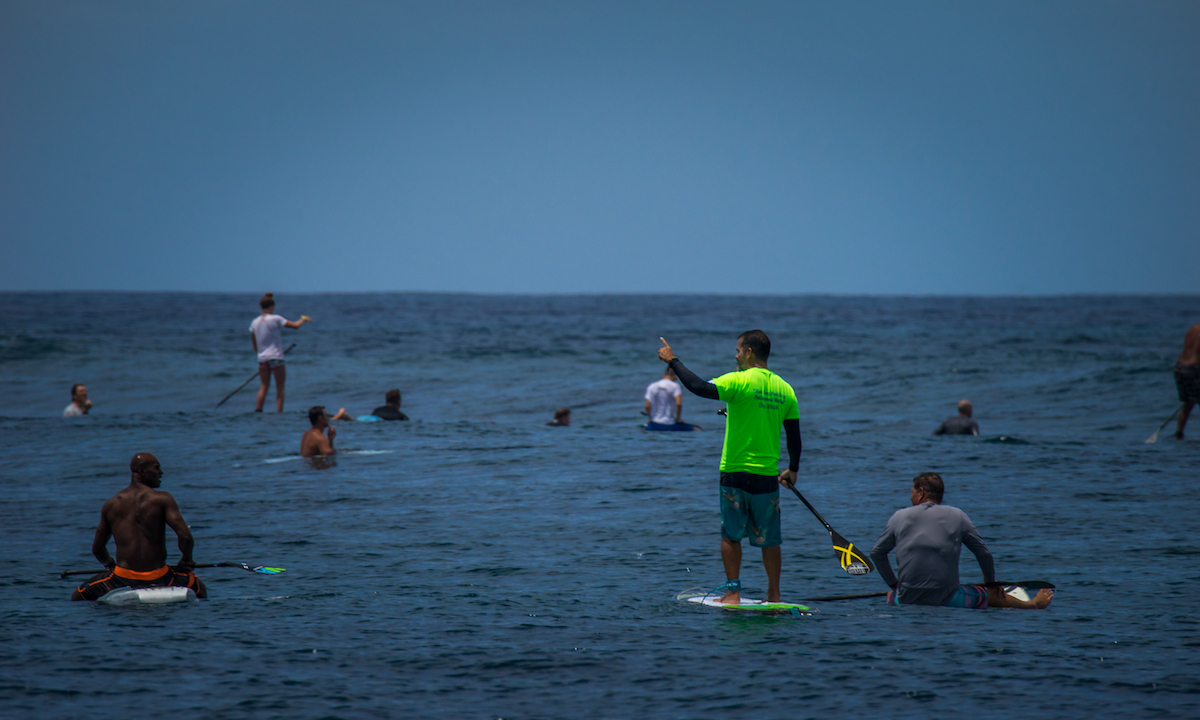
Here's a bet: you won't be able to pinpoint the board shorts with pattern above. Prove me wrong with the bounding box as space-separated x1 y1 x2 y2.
719 471 781 548
1176 362 1200 403
886 584 989 609
75 565 203 601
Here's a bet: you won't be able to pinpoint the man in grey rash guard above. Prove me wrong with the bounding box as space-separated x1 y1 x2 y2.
933 400 979 436
870 472 1052 609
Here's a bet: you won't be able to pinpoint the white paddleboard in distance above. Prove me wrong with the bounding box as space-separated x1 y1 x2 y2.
98 586 197 605
677 588 812 615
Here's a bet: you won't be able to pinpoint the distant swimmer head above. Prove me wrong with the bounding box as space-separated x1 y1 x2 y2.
911 472 944 505
308 405 328 426
259 292 275 310
735 329 771 369
549 408 571 426
130 452 163 487
386 388 401 407
957 399 973 417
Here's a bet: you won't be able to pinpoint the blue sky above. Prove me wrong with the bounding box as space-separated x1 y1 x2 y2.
1 1 1197 294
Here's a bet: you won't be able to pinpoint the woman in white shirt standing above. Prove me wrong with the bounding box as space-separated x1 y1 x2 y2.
250 292 311 412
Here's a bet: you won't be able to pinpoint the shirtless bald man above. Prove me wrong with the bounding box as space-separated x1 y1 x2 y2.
72 453 206 601
1175 323 1200 440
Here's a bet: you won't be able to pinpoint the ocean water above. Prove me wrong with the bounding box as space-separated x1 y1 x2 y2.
1 292 1198 719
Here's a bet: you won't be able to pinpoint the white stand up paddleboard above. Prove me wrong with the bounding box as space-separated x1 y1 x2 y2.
98 586 197 606
676 588 812 615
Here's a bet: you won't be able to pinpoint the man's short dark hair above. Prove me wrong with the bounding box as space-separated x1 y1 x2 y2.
385 389 401 405
308 406 326 426
71 383 84 397
913 472 944 503
738 329 771 360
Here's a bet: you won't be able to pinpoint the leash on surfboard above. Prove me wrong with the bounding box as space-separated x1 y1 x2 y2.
784 483 875 576
215 343 297 408
59 562 286 579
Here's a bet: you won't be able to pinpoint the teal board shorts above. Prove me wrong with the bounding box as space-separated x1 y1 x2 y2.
886 584 989 609
719 472 781 548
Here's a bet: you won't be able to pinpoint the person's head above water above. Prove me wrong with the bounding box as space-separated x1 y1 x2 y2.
735 329 771 370
260 292 275 311
130 452 163 488
550 408 571 426
385 389 401 407
911 472 944 505
71 383 88 404
308 405 328 427
957 400 973 417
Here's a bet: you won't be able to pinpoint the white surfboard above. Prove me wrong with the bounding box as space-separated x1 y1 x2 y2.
98 586 197 605
677 588 812 615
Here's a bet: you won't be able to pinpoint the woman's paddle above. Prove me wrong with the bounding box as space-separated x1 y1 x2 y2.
799 581 1055 603
215 343 295 408
60 562 285 579
785 484 874 576
1144 404 1183 444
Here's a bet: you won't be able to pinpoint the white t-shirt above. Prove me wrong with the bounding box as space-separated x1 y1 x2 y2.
250 314 287 363
63 402 85 417
645 377 682 425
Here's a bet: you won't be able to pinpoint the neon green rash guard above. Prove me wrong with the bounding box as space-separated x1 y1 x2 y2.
712 367 800 475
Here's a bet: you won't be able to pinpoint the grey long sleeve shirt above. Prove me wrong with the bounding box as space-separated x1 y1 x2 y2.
870 502 995 606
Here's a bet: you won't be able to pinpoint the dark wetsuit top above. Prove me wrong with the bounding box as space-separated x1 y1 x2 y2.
667 358 802 471
371 405 408 421
933 415 979 436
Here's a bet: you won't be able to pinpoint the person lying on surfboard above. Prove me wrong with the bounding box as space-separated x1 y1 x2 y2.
870 472 1051 609
71 453 206 601
658 331 802 605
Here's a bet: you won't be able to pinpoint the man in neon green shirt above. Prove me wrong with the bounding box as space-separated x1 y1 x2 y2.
658 330 802 604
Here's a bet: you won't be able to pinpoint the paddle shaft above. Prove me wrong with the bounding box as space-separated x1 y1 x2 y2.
60 562 273 578
215 343 295 408
1145 403 1183 443
786 484 835 534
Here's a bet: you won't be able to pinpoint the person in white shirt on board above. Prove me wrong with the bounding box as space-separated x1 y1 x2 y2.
63 383 91 417
643 367 700 432
250 292 310 412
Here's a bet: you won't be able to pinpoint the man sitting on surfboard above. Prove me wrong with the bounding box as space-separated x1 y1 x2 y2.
301 406 337 457
644 367 699 431
72 453 206 601
658 331 802 605
870 472 1051 609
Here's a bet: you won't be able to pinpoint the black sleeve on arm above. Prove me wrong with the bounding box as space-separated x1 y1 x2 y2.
783 418 801 472
667 358 719 400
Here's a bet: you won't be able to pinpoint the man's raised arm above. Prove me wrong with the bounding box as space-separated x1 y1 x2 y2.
658 338 719 400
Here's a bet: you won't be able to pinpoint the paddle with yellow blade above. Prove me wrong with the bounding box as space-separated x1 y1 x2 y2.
785 484 874 576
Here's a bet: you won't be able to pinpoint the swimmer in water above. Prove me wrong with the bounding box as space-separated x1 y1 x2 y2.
300 406 337 457
1174 323 1200 440
643 367 700 431
547 408 571 426
63 383 91 417
250 292 311 413
933 400 979 436
72 453 206 601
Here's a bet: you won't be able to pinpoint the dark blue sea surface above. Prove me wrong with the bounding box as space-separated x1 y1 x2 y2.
1 292 1198 719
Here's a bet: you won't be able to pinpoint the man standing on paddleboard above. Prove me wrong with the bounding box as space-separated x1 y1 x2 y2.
658 330 801 604
1174 323 1200 440
72 453 206 601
